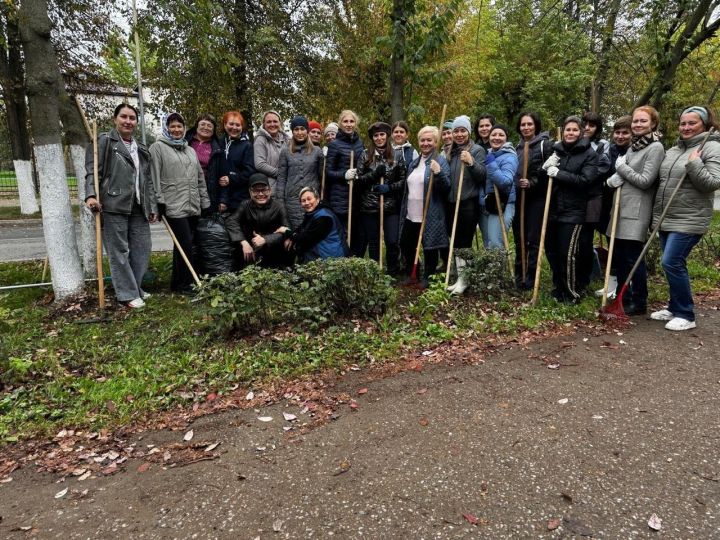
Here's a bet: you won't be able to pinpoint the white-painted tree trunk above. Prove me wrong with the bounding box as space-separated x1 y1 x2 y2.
35 143 84 299
69 144 97 277
13 159 39 214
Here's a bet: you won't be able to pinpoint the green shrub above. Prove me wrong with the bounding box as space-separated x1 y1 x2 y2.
455 248 516 301
408 274 449 323
195 258 396 335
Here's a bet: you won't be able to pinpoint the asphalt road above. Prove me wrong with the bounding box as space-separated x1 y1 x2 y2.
0 220 172 262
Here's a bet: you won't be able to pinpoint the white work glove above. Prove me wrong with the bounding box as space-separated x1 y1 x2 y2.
344 168 358 181
607 174 624 188
546 166 559 178
542 152 560 170
615 154 626 168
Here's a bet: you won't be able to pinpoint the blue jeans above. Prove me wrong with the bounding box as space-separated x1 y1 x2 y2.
659 231 702 321
479 203 515 249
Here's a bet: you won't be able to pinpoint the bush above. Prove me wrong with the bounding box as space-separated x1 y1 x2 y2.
195 258 396 334
455 248 516 301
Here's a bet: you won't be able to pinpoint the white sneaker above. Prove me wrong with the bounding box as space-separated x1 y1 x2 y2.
665 317 696 331
140 290 151 300
126 298 146 309
595 276 617 298
650 309 674 321
450 257 468 295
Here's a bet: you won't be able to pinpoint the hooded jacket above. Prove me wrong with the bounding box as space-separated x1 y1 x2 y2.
652 132 720 235
393 142 419 171
219 133 255 211
84 128 157 218
325 130 365 215
356 148 406 214
483 142 518 207
253 127 290 190
276 142 323 228
550 137 599 224
515 132 553 201
149 137 210 218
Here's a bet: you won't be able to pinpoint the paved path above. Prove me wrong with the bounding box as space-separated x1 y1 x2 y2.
0 221 172 262
1 303 719 538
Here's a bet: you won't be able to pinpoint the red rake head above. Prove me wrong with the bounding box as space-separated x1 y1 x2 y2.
599 283 629 323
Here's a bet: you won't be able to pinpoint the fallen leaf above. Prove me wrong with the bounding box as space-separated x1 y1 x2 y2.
547 518 561 530
0 476 12 484
419 417 429 426
349 400 359 410
592 414 603 420
78 471 91 481
257 416 273 422
422 350 435 356
137 463 151 473
547 363 560 370
206 392 217 401
183 430 194 441
205 442 220 452
102 463 118 475
282 412 297 421
246 391 255 401
273 519 284 532
463 513 479 525
192 402 199 412
557 398 569 404
333 459 351 475
417 388 428 395
648 513 662 531
106 400 117 413
357 388 368 395
55 487 68 499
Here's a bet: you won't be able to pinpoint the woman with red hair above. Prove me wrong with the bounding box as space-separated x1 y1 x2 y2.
218 111 256 213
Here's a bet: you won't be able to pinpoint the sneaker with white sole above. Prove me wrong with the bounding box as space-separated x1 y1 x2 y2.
126 298 145 309
665 317 696 331
140 290 151 300
594 276 617 298
650 309 673 321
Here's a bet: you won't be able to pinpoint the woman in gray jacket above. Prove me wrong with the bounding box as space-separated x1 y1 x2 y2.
85 103 158 309
254 110 290 193
276 116 323 228
605 105 665 315
150 112 210 294
650 106 720 331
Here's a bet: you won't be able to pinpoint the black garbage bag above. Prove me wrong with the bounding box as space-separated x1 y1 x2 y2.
194 213 234 276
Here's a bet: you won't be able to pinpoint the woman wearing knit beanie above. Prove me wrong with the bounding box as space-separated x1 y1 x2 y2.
254 110 290 193
276 116 323 229
308 120 323 146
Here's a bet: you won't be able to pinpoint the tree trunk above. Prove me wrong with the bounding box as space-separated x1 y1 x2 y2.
1 4 38 214
59 89 96 277
19 0 83 300
590 0 621 113
230 0 252 126
389 0 408 122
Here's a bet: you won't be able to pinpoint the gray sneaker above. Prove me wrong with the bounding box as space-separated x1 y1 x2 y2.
650 309 673 321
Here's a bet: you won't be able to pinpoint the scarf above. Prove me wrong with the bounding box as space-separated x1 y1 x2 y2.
631 131 662 151
161 113 188 147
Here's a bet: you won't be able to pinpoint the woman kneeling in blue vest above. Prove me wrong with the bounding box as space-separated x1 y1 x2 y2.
277 187 349 262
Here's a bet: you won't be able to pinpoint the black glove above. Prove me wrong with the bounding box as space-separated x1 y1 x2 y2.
201 206 212 218
371 184 390 194
373 163 387 180
157 203 167 218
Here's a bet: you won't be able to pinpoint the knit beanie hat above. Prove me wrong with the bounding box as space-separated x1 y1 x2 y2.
290 116 309 131
452 115 472 132
308 120 322 132
442 120 454 131
324 122 339 136
490 123 510 139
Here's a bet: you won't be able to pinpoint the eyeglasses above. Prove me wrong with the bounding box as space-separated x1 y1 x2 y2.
251 187 270 194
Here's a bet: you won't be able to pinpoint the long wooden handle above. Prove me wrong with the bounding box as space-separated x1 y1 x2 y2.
321 155 326 200
347 151 354 245
520 142 529 281
602 185 622 307
92 121 106 308
162 216 201 286
379 176 385 270
444 165 465 288
531 177 553 305
493 184 513 275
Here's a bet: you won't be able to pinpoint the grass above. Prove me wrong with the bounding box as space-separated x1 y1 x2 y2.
0 204 80 220
1 214 719 442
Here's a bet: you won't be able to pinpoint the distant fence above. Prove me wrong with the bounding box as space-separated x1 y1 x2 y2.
0 159 78 198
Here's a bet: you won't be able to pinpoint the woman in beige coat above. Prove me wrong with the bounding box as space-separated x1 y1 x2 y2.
150 112 210 294
605 105 665 315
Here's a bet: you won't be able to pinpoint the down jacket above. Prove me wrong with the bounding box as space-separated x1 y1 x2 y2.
447 142 486 203
219 133 256 211
276 143 323 228
550 138 599 224
149 138 210 218
356 149 406 214
515 133 553 201
325 130 365 215
399 152 452 250
483 142 518 208
84 128 157 218
253 127 290 191
609 141 664 242
653 132 720 235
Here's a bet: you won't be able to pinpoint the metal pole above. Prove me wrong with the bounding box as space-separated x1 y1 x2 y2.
132 0 146 145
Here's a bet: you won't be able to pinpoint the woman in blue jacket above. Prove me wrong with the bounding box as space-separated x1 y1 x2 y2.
399 126 451 288
480 124 517 249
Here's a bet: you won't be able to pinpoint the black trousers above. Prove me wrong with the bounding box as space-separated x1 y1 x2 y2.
400 219 441 280
545 221 585 302
512 195 544 289
357 212 400 273
614 238 647 308
445 198 480 249
165 215 199 292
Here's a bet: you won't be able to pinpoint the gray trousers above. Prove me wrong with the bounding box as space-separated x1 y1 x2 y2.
102 207 151 302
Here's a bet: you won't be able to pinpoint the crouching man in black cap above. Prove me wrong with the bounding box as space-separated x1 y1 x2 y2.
225 173 294 269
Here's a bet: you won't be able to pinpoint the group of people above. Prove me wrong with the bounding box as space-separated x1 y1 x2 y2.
84 102 720 332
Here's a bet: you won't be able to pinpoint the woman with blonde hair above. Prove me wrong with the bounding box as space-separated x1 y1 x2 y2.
254 110 289 193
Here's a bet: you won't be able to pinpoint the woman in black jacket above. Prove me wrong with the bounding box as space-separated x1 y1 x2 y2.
355 122 406 273
186 113 224 212
218 110 256 213
542 116 599 302
325 110 365 249
513 112 553 289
